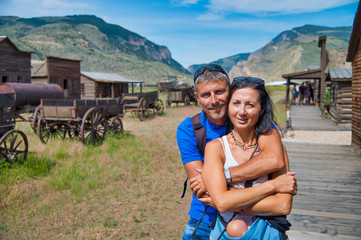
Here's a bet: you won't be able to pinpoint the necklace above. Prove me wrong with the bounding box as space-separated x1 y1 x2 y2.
230 130 257 151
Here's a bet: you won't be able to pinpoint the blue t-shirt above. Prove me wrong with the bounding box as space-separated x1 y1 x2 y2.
176 111 227 224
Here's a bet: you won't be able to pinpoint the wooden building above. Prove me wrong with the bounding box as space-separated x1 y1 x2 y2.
32 56 81 99
283 37 351 107
0 36 32 83
346 1 361 149
81 72 143 99
328 68 352 126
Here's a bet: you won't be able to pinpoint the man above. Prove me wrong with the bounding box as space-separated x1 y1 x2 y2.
177 64 286 240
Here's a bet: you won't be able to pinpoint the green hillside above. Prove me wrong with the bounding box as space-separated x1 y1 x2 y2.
0 15 192 83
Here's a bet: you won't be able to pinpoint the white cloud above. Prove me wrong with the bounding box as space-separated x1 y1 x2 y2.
5 0 92 16
14 0 90 9
207 0 358 14
197 12 223 21
172 0 200 6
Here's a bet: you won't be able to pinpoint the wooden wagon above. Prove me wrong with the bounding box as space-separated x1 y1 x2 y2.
36 98 124 145
166 85 197 107
122 91 164 121
156 82 175 92
0 93 28 163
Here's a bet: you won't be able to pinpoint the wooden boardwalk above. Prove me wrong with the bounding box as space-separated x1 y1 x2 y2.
285 142 361 237
289 105 351 131
285 105 360 237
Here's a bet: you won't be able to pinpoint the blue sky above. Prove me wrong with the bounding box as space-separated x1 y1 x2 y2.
0 0 359 68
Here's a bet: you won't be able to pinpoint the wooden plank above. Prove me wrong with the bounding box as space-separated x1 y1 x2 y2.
284 141 361 236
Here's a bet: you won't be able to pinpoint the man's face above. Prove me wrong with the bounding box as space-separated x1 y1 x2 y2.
195 79 229 125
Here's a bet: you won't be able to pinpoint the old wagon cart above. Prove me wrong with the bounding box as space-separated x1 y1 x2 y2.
156 81 175 92
0 82 65 133
122 91 164 121
0 93 28 163
166 84 197 107
36 97 124 145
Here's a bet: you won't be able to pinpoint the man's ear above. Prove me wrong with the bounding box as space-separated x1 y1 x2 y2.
194 91 199 102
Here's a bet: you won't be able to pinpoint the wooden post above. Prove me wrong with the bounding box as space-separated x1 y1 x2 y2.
111 83 114 98
286 78 290 106
318 36 327 105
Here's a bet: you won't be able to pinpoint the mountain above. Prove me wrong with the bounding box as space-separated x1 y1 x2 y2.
188 25 352 82
0 15 191 83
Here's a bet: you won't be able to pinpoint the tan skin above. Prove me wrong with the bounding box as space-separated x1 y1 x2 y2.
184 79 285 206
201 87 296 216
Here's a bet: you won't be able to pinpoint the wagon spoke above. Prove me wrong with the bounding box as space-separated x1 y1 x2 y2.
0 130 28 163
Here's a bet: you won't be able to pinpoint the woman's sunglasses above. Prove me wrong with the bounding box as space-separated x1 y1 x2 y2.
193 64 228 82
233 77 264 84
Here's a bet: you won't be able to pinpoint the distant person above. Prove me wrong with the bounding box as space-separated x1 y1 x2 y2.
291 85 298 105
177 65 289 239
202 77 296 239
298 82 306 105
308 83 314 105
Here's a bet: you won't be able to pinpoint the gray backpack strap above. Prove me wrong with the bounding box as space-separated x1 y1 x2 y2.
191 113 207 156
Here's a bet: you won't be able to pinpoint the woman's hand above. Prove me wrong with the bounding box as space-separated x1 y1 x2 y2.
271 172 297 195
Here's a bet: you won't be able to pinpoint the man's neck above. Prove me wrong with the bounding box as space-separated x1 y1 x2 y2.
208 116 227 126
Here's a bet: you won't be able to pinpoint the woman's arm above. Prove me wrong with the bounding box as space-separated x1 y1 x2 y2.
202 140 296 213
243 145 295 215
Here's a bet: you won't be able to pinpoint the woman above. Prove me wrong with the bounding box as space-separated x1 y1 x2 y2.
202 77 297 239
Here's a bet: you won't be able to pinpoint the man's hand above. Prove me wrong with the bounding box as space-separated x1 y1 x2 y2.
197 193 216 208
189 168 207 198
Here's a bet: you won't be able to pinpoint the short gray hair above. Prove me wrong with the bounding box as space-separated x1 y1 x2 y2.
194 68 230 92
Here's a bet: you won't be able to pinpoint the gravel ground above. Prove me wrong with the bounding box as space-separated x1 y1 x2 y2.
281 130 352 145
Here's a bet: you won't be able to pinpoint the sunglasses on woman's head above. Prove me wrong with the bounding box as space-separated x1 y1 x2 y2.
233 77 264 84
193 64 228 82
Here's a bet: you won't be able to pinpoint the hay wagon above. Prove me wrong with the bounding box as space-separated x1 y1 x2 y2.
166 85 197 107
122 91 164 121
36 98 124 145
0 93 28 163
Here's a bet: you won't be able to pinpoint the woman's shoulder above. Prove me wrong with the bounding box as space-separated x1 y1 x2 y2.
206 135 228 149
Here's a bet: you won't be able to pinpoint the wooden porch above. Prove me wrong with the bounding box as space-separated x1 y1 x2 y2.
284 105 360 238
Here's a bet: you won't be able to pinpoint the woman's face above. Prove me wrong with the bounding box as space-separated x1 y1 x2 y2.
228 87 263 130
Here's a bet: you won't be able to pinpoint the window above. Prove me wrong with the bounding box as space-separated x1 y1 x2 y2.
17 76 22 83
2 76 8 83
81 83 85 97
63 79 68 89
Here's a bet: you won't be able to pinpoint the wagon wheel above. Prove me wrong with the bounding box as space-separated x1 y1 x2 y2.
154 99 164 116
66 124 80 139
80 107 107 145
184 95 191 106
0 130 28 163
166 96 171 108
31 105 42 133
37 120 66 144
109 116 123 134
137 98 149 121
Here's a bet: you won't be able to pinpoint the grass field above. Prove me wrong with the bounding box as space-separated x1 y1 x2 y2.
0 88 288 239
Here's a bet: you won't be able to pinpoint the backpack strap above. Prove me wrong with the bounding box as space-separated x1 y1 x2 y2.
191 113 207 156
181 113 207 199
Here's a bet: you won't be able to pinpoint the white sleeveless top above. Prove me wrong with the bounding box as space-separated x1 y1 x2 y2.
218 135 268 226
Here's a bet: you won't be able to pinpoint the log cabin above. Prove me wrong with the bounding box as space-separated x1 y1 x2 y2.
0 36 32 84
31 56 81 99
346 1 361 149
81 72 143 99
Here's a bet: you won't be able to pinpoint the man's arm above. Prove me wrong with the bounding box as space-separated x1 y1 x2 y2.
228 129 285 183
